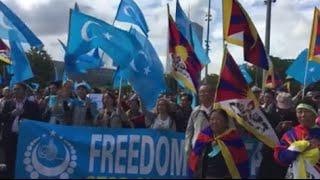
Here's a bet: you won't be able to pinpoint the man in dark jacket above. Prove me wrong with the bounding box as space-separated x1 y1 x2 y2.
258 92 297 179
2 83 41 178
175 93 193 132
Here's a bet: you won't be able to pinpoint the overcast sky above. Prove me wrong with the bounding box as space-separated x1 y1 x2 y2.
2 0 319 75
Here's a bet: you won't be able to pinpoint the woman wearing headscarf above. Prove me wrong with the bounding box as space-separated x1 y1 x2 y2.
188 109 249 179
274 99 320 179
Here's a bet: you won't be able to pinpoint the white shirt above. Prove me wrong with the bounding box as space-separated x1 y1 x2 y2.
151 116 171 130
185 105 213 155
11 98 26 133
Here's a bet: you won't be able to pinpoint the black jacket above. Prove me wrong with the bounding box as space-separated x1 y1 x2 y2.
1 99 41 139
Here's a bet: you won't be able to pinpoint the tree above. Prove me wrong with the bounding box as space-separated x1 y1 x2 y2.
26 47 55 87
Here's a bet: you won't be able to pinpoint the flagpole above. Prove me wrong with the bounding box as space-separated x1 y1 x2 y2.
263 0 276 89
213 43 228 106
112 2 120 107
302 60 310 99
113 0 123 26
166 4 172 76
188 3 191 19
204 0 212 82
215 0 226 106
117 76 123 114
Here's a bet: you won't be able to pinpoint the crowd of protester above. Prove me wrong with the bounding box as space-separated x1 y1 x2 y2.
1 79 320 179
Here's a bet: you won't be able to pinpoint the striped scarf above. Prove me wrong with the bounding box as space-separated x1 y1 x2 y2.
188 127 249 178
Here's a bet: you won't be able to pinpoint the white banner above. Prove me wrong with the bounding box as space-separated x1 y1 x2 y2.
217 99 279 148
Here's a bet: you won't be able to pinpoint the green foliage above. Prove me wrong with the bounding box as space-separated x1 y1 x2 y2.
26 47 55 87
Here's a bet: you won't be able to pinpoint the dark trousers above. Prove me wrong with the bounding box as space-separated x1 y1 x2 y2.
3 133 18 179
257 146 287 179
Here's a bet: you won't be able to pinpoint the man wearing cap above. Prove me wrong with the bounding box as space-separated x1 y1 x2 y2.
275 92 299 135
71 83 98 126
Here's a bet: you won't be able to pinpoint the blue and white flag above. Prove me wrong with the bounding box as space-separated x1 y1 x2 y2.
7 30 33 87
59 40 103 75
0 1 43 47
115 0 149 36
74 48 104 73
286 49 320 85
67 9 139 68
119 28 166 110
175 0 210 65
112 67 128 89
15 120 188 179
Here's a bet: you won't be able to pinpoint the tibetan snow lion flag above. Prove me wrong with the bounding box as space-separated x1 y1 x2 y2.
168 13 202 94
215 48 279 148
223 0 269 70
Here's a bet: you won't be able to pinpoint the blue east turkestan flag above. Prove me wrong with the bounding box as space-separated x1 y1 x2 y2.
115 0 149 36
74 48 104 73
239 64 253 84
59 39 104 75
7 30 34 87
67 9 139 69
112 67 128 89
119 28 166 110
286 49 320 86
0 1 43 47
175 0 210 65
